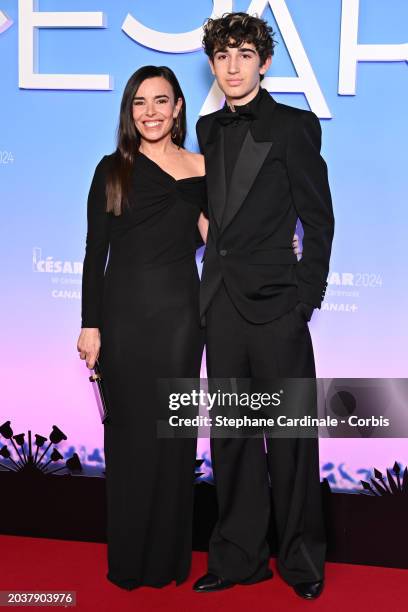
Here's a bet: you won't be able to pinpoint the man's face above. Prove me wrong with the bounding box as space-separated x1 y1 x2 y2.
209 41 271 104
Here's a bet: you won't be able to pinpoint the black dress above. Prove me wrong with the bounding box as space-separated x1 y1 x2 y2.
81 151 206 589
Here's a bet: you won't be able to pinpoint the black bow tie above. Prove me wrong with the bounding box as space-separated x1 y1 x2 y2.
216 108 257 126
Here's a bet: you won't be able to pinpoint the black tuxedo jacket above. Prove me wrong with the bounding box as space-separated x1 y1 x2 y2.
196 88 334 324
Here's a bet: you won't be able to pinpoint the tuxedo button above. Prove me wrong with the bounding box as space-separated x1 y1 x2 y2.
219 249 228 257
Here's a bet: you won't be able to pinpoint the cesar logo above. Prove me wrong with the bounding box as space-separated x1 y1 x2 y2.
10 0 408 119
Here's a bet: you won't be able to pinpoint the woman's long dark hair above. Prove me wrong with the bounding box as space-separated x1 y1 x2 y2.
106 66 187 215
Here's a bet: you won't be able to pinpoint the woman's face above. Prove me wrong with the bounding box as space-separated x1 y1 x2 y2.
132 76 182 143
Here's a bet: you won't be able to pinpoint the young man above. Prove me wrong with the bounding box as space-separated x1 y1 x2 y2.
194 13 334 599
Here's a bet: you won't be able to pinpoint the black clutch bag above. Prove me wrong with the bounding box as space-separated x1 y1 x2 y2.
89 359 110 424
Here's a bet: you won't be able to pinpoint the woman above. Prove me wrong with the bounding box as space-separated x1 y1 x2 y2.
76 65 207 590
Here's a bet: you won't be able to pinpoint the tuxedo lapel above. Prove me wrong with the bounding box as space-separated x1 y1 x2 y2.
204 126 226 230
220 130 272 232
202 89 278 233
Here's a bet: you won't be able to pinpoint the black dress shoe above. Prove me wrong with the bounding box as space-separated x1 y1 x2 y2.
193 573 236 593
293 579 324 599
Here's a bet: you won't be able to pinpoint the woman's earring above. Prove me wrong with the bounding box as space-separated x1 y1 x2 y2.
171 115 179 140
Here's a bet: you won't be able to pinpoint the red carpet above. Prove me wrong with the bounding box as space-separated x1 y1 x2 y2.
0 535 407 611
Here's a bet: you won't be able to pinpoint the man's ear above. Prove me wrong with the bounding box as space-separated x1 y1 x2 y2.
260 55 272 76
208 57 216 76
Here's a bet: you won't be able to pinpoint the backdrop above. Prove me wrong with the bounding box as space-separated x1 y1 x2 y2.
1 0 407 491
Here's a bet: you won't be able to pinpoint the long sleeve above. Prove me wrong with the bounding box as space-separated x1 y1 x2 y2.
196 117 204 155
195 228 205 248
195 180 209 248
195 119 209 250
287 111 335 308
81 156 111 328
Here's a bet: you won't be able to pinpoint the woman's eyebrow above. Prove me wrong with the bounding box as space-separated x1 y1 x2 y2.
133 94 170 100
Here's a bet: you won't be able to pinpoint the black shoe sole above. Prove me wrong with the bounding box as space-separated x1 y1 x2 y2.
193 582 236 593
293 585 324 599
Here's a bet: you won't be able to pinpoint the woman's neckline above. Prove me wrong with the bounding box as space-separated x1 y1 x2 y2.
138 150 205 183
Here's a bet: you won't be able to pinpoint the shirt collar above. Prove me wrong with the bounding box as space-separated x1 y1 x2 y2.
223 86 264 115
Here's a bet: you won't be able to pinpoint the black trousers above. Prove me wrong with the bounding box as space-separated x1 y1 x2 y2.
205 281 326 585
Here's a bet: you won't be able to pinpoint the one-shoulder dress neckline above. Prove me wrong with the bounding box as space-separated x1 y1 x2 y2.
138 151 206 184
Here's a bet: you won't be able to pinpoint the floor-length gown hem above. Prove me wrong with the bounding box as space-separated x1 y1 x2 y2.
81 152 207 588
106 571 190 591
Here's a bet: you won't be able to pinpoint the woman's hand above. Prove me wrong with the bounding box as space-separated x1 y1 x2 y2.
197 213 208 245
77 328 101 369
292 233 302 257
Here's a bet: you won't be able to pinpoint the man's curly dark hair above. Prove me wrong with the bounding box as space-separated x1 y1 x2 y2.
202 12 276 70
